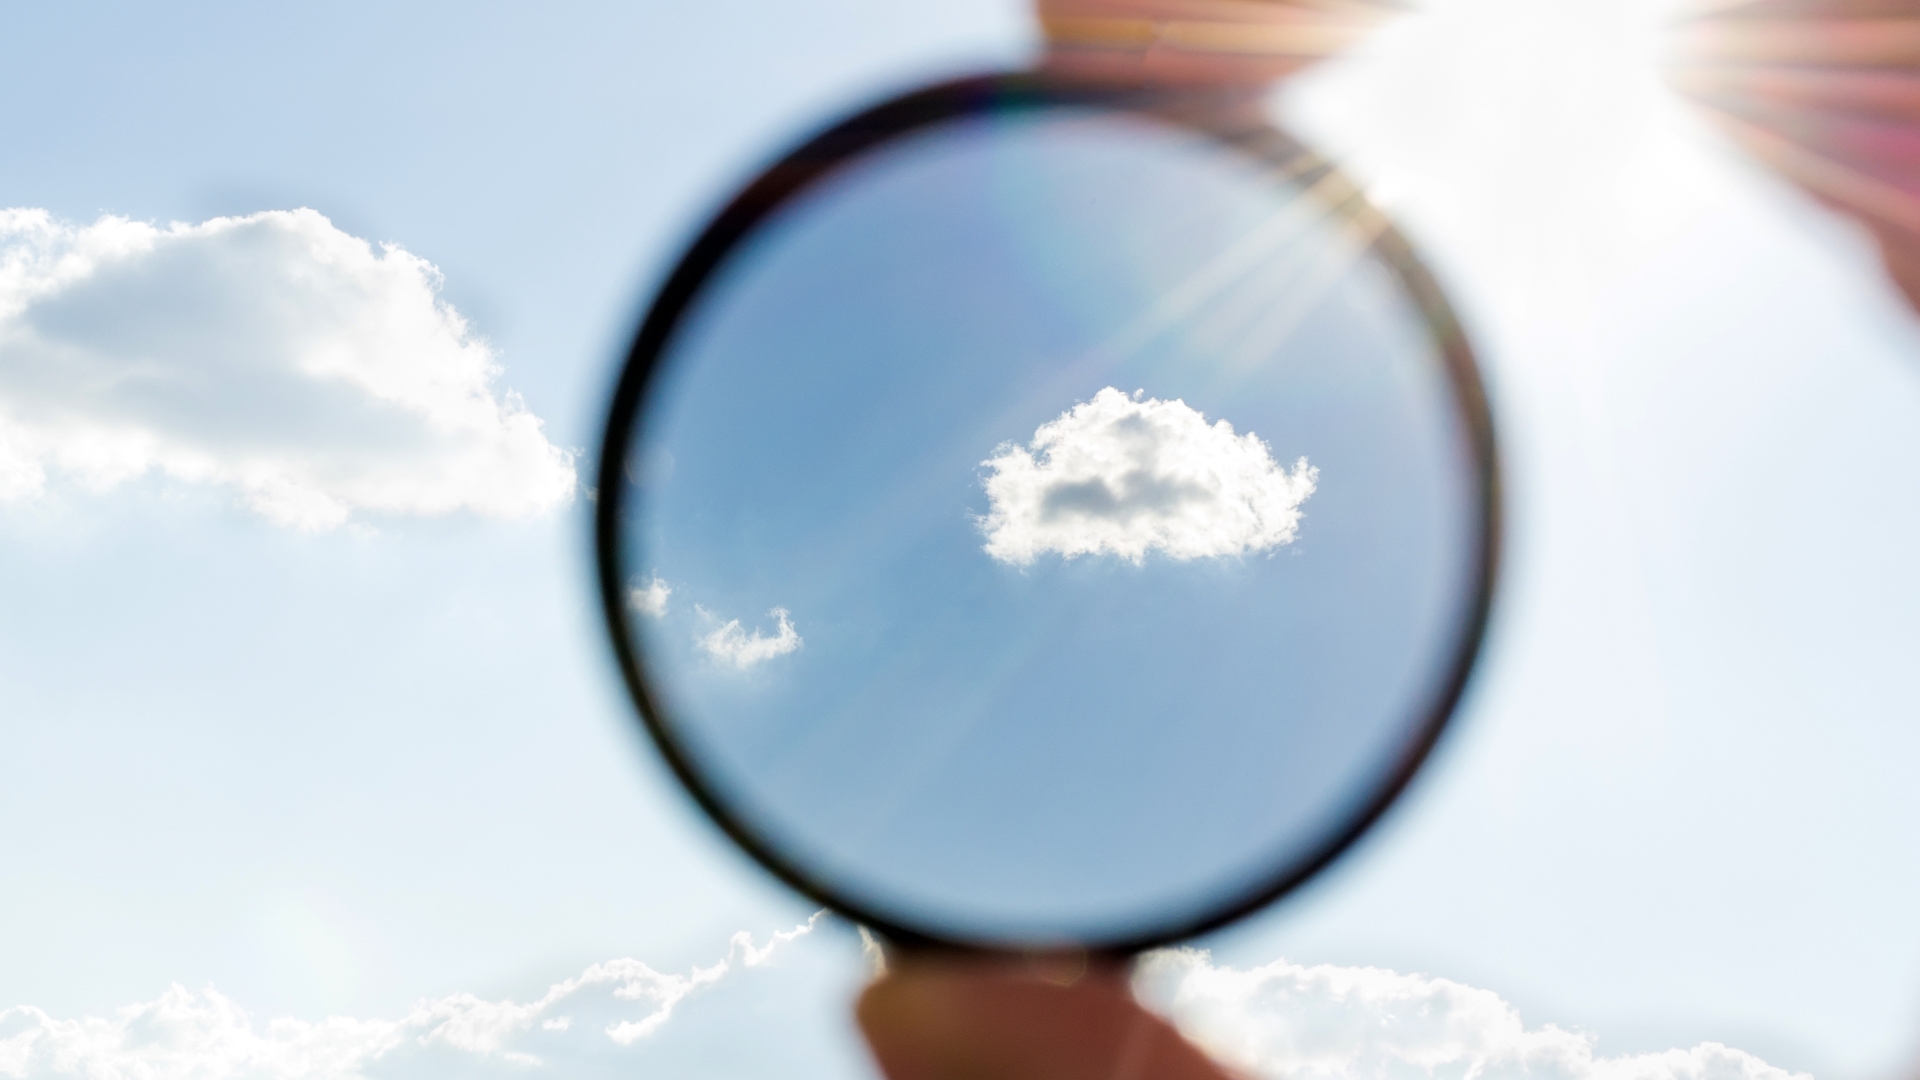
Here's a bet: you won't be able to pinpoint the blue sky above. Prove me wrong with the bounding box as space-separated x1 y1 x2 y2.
4 0 1920 1078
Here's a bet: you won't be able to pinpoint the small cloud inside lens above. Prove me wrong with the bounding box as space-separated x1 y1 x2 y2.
978 387 1316 566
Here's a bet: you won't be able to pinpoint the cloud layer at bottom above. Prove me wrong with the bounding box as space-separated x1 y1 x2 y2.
0 917 830 1080
0 930 1808 1080
1135 950 1808 1080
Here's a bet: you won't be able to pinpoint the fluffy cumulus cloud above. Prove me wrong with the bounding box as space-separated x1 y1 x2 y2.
0 917 824 1080
1134 949 1811 1080
697 605 802 669
0 208 576 530
978 387 1317 566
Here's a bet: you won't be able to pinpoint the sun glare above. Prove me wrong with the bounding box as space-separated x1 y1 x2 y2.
1285 0 1686 263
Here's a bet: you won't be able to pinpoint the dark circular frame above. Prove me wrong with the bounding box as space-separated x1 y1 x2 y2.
594 70 1503 956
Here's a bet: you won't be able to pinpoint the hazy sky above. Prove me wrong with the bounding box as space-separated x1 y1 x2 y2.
4 1 1920 1078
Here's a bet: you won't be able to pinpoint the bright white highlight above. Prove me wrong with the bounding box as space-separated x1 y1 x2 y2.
979 387 1316 566
698 606 802 669
629 575 672 617
0 916 820 1079
0 208 576 530
1135 949 1809 1080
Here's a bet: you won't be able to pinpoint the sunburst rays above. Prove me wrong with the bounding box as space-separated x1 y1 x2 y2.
1039 0 1410 84
1666 0 1920 302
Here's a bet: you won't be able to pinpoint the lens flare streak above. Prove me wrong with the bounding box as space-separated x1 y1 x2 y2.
1665 0 1920 298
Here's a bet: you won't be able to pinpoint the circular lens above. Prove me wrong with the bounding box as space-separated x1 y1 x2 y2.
598 77 1497 951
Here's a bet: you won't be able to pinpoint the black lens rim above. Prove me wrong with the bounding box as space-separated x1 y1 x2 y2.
594 70 1502 955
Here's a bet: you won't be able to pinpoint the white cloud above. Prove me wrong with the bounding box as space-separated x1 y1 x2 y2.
978 387 1317 566
697 606 802 669
1134 949 1811 1080
0 207 576 530
0 933 1809 1080
0 916 822 1080
629 575 672 617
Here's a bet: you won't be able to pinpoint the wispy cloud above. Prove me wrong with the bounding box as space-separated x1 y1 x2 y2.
697 606 802 670
1135 949 1810 1080
0 916 822 1080
0 208 576 530
978 387 1317 566
629 575 672 617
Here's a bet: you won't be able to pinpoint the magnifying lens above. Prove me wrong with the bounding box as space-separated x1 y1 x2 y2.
595 10 1499 956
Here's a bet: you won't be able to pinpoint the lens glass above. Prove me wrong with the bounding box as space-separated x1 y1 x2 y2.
611 102 1488 946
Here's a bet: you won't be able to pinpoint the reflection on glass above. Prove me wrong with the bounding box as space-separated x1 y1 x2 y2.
615 106 1483 945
